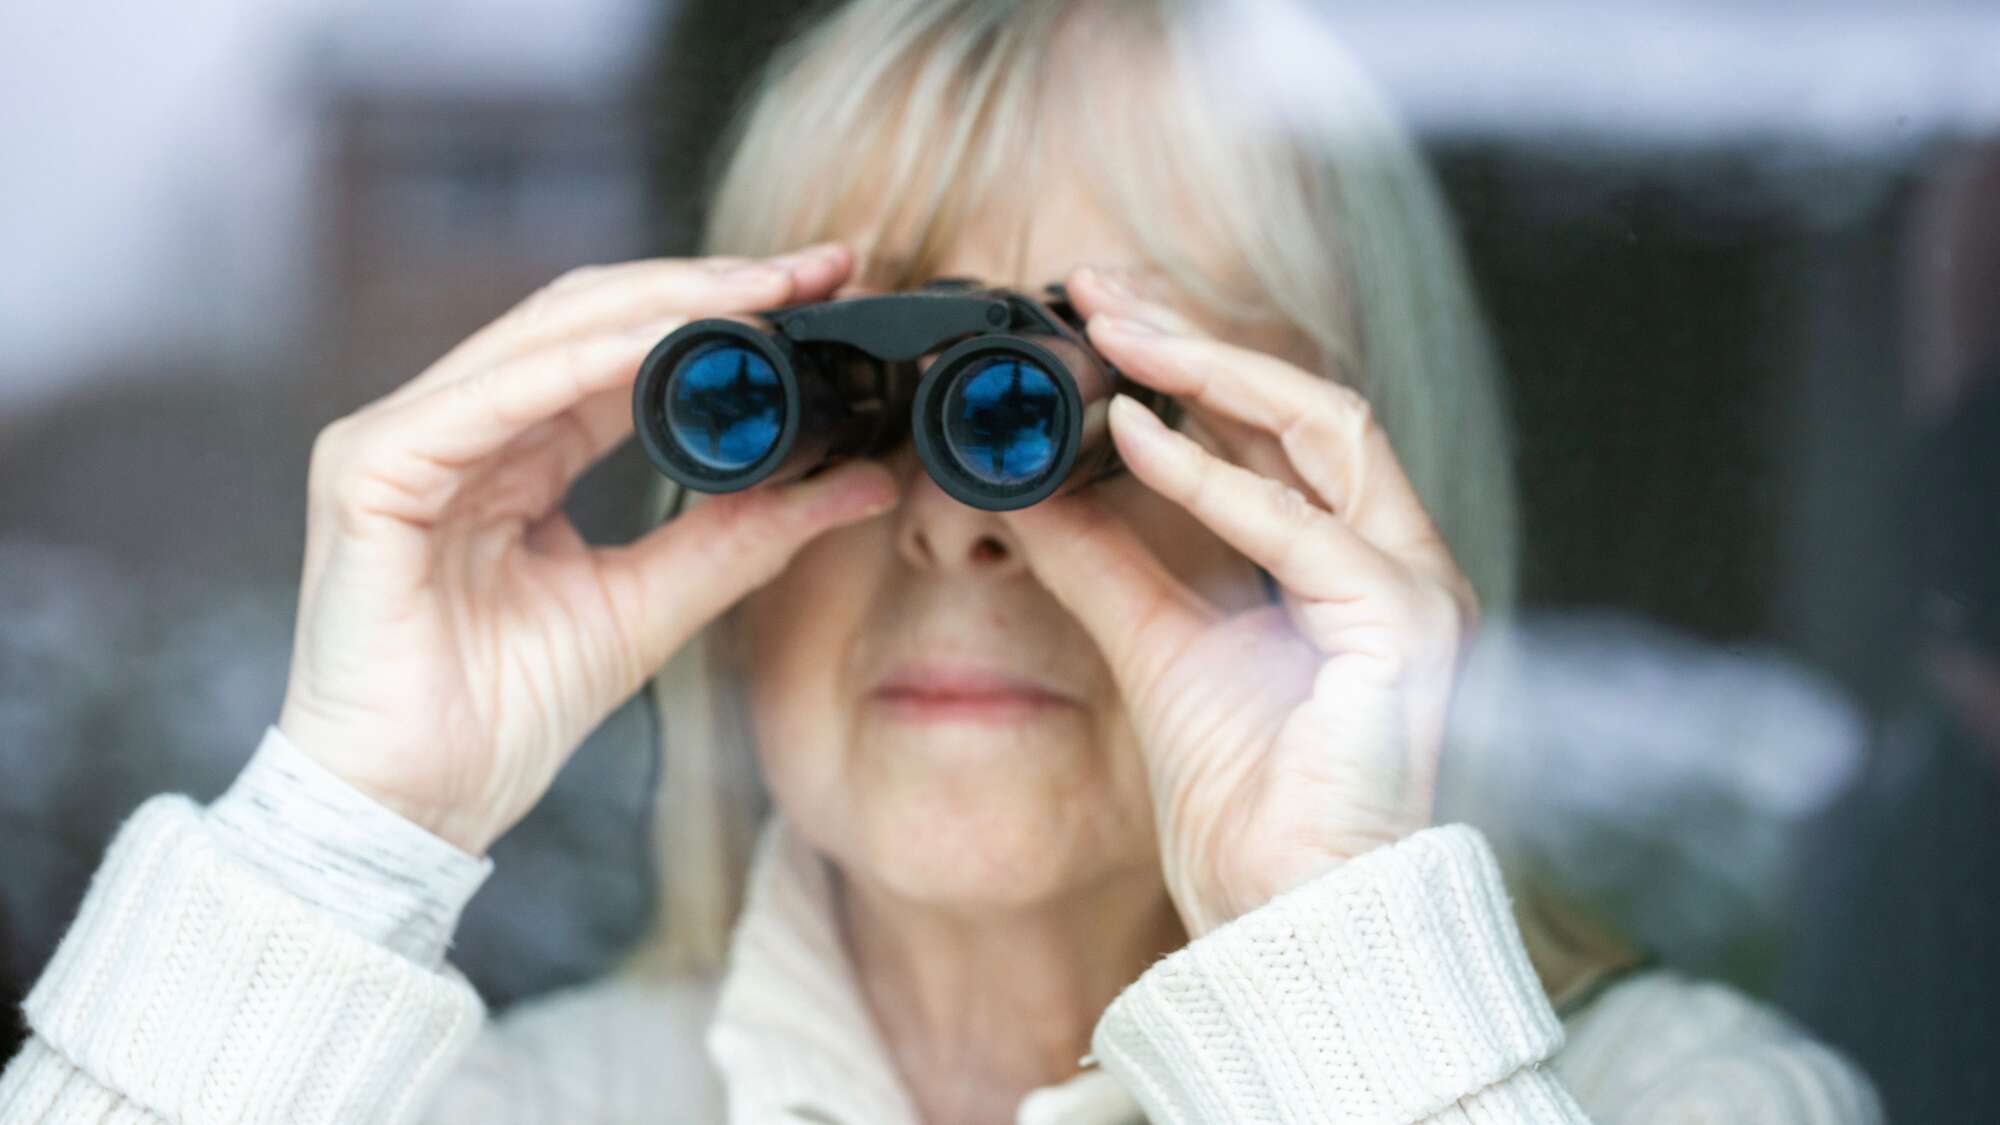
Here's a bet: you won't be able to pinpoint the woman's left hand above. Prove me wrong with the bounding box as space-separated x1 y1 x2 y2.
1001 266 1480 937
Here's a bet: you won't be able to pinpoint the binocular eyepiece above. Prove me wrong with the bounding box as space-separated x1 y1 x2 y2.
631 279 1151 510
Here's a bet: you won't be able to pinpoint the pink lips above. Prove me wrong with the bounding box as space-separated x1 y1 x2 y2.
870 661 1078 725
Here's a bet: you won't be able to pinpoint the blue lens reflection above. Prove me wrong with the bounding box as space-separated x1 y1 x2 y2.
666 342 783 471
942 357 1063 486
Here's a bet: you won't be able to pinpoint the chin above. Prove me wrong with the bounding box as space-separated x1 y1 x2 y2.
752 680 1163 913
824 722 1159 913
854 796 1142 913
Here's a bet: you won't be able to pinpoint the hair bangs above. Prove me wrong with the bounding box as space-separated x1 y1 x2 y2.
704 2 1066 291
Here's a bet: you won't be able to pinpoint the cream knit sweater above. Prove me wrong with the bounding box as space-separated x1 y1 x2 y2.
0 727 1880 1124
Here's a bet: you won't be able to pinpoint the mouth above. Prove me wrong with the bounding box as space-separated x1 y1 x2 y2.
869 660 1081 725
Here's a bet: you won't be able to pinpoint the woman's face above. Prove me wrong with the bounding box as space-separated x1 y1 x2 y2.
735 173 1276 912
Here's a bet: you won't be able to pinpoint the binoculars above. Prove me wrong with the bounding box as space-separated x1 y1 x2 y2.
631 279 1159 510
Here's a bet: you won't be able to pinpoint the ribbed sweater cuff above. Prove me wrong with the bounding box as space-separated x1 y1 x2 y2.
1092 825 1574 1125
207 724 493 966
21 794 485 1124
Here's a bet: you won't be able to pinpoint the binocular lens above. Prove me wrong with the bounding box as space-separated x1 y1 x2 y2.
940 357 1065 487
637 294 1117 508
665 342 784 471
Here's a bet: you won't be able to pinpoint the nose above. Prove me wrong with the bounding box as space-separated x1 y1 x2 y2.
894 461 1029 577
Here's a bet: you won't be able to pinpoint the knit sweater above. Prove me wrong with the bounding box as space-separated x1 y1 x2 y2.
0 726 1880 1124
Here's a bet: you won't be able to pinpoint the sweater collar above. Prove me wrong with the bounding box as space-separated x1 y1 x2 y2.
704 816 1144 1125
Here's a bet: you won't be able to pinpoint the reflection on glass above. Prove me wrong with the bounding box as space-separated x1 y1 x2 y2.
667 343 783 470
943 357 1062 485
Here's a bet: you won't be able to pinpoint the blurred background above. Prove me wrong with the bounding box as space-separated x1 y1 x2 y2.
3 1 1996 1119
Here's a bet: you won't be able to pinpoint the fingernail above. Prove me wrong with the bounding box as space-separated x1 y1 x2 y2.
771 242 842 267
1110 394 1171 439
844 464 899 515
855 481 899 518
1096 269 1136 299
722 262 784 281
1097 313 1165 338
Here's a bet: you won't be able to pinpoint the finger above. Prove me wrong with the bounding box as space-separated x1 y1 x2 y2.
1070 266 1305 487
328 325 664 526
1108 393 1410 609
395 244 853 405
1088 310 1448 569
1182 403 1313 502
590 459 899 674
1069 270 1320 499
524 507 589 557
442 243 850 382
452 383 636 525
406 326 656 468
1066 263 1177 322
999 490 1213 693
456 312 668 488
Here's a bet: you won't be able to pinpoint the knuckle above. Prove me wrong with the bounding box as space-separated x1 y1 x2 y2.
1182 450 1228 511
1266 478 1319 536
549 262 611 293
1329 388 1376 445
695 493 787 567
504 269 591 330
309 415 350 464
1461 585 1484 630
1425 582 1463 636
316 424 427 531
1298 382 1377 456
325 467 392 535
307 416 361 501
1323 379 1374 426
447 366 508 422
1187 341 1233 395
1410 581 1468 661
505 287 557 331
1262 482 1328 578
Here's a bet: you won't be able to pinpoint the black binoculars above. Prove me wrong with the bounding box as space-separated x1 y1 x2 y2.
630 279 1160 510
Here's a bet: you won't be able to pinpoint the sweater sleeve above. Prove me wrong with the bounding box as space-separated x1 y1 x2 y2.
204 725 493 967
1090 824 1590 1124
0 743 492 1123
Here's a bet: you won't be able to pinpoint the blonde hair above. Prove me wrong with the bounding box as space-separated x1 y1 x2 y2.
622 0 1521 977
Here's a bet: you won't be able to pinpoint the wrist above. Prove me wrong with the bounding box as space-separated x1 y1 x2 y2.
274 703 497 855
1185 821 1409 937
338 777 494 858
207 724 494 965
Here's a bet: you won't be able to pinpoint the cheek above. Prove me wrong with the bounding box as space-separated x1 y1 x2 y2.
736 522 885 793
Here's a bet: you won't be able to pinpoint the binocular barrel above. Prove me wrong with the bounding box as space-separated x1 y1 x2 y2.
909 332 1116 509
632 318 893 493
631 289 1125 510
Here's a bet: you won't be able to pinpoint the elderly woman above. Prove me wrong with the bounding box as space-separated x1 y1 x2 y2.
0 1 1876 1122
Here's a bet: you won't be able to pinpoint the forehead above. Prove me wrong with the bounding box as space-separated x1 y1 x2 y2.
843 157 1145 295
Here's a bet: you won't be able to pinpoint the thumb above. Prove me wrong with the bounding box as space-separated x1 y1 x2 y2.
594 460 898 675
1001 492 1211 696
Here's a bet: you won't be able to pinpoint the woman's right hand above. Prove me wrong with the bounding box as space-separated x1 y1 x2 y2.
275 245 896 856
